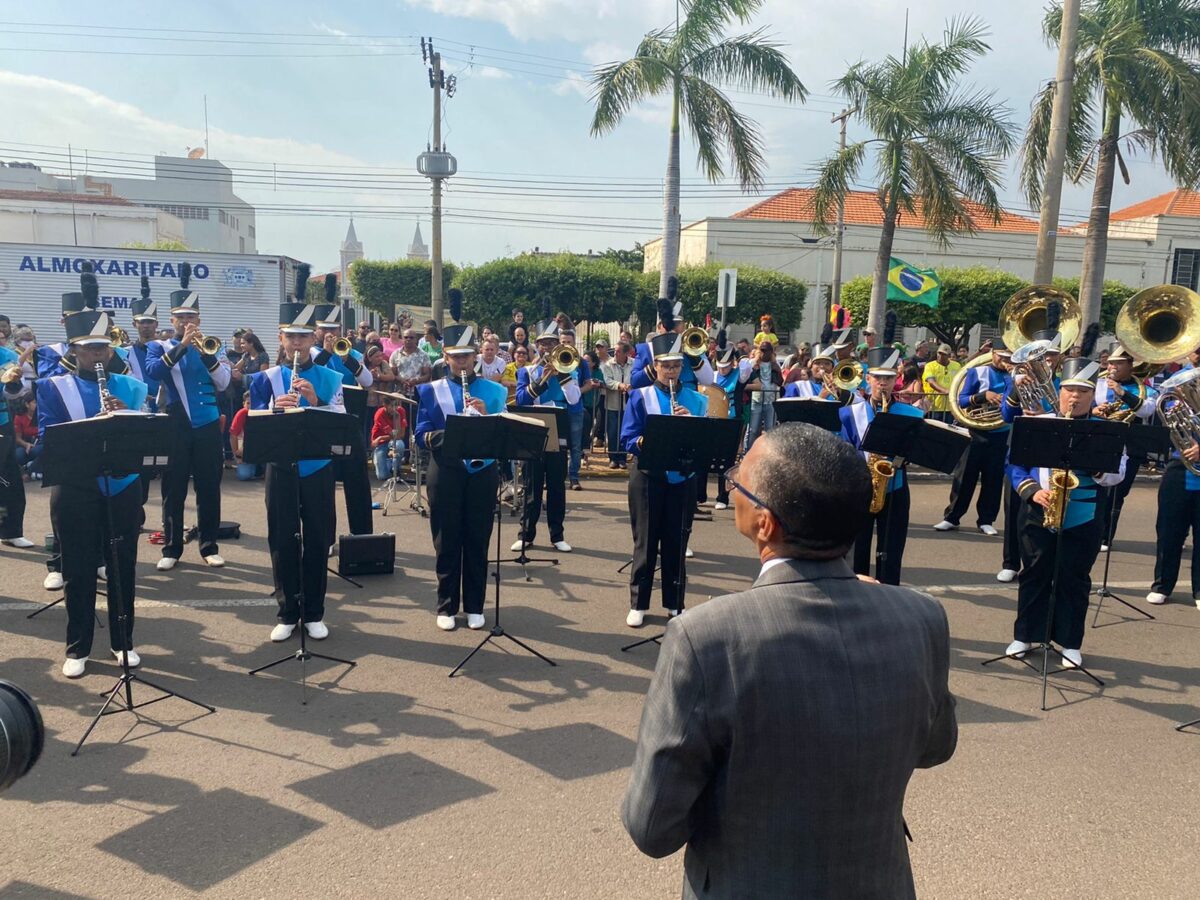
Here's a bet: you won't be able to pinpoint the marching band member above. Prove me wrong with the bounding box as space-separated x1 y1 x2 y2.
712 342 748 510
935 341 1012 537
248 300 345 643
145 263 231 571
414 319 507 631
630 298 715 390
621 332 708 627
125 277 162 413
782 342 857 404
839 346 924 585
1094 343 1157 549
311 274 374 537
1147 345 1200 608
1001 326 1063 423
1004 357 1126 669
37 309 148 678
0 329 31 550
513 317 574 553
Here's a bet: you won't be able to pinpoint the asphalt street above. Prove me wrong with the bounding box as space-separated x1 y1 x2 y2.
1 468 1197 899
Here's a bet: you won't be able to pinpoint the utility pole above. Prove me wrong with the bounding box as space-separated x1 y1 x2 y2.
1033 0 1081 285
419 39 457 327
829 108 856 322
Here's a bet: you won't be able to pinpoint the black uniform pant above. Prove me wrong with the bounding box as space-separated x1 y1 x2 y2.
331 455 374 537
266 463 334 625
1014 506 1101 650
628 467 695 611
427 456 498 616
161 411 223 558
1002 481 1022 572
943 431 1007 526
52 480 143 659
1151 461 1200 599
0 438 26 539
1099 457 1140 545
519 451 566 544
852 481 910 585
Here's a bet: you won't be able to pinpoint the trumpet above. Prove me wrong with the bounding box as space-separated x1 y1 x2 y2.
681 326 708 357
333 337 354 357
109 326 129 348
0 362 22 385
188 329 222 355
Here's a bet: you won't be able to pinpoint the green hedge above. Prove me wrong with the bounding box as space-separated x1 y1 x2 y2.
840 266 1136 349
347 259 459 317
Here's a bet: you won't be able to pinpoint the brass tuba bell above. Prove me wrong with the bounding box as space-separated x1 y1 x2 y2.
1000 286 1081 352
948 352 1007 431
1114 284 1200 367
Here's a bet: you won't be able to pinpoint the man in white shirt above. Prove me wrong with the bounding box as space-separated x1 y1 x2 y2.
477 335 507 381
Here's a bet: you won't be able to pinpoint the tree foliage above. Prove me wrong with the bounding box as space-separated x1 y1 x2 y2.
632 263 807 335
598 244 646 273
840 266 1134 348
347 259 458 317
121 240 190 251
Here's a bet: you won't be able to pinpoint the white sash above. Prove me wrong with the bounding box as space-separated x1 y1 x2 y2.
849 401 872 457
266 366 289 408
432 378 459 418
51 374 87 421
638 384 671 416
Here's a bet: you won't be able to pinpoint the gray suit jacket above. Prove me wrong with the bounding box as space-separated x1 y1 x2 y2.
622 557 957 899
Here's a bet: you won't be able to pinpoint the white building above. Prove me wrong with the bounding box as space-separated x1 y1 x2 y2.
0 155 255 253
407 222 429 261
643 187 1200 343
0 188 184 248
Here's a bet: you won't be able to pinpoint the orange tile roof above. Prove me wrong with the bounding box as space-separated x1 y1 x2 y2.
1110 189 1200 221
731 188 1040 234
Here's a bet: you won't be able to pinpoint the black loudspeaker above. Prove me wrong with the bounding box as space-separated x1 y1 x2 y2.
184 521 241 542
338 533 395 576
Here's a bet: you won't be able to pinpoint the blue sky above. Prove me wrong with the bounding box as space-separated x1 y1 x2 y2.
0 1 1181 273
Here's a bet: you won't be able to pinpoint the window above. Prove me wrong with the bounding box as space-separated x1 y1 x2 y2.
1171 249 1200 291
248 224 256 239
239 236 245 253
154 204 208 220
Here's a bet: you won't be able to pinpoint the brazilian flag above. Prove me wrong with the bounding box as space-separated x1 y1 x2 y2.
887 257 941 308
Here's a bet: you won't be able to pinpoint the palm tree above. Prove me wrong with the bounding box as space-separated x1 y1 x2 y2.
1021 0 1200 327
811 17 1016 334
590 0 806 300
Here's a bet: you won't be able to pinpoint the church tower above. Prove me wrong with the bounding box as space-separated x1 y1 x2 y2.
407 222 429 261
339 218 364 302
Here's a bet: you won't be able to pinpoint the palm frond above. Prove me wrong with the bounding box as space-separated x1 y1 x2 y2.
677 0 761 53
906 142 975 245
680 74 766 189
589 54 676 136
810 141 869 232
686 31 807 101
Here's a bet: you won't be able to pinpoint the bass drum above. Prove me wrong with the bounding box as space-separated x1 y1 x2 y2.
699 384 730 419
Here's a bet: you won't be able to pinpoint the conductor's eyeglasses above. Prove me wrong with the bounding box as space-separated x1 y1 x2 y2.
724 464 792 534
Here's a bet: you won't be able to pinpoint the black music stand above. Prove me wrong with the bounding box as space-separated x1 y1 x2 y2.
243 408 358 703
861 413 970 578
622 415 741 653
774 398 843 432
1092 424 1169 627
508 406 568 579
980 416 1125 710
441 413 557 677
41 413 216 755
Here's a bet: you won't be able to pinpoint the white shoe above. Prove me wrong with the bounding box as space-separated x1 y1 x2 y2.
552 540 573 552
1145 591 1168 605
1005 640 1031 659
510 539 530 552
436 614 457 631
933 520 957 531
203 554 225 568
156 556 178 572
43 571 64 591
1100 544 1109 553
1 537 35 548
62 657 88 678
112 648 141 668
304 620 328 640
666 608 681 618
1060 648 1083 669
996 568 1018 583
270 623 296 642
979 524 998 537
626 609 645 628
685 547 694 558
97 566 107 581
467 613 485 630
713 502 728 510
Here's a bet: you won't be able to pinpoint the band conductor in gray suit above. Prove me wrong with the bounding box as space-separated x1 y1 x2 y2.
622 423 957 899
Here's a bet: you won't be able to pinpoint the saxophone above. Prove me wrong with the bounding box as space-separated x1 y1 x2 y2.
866 390 893 514
1042 469 1080 530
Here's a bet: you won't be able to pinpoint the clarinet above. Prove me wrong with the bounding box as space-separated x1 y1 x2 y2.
461 370 482 417
95 363 115 415
288 351 302 401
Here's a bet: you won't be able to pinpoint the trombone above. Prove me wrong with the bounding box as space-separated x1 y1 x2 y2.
545 342 581 375
681 326 708 357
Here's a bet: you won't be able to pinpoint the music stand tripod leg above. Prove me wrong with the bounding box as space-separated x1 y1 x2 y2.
1091 489 1154 627
450 470 556 677
1175 717 1200 733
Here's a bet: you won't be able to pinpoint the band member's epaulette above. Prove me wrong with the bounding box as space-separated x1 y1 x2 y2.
1017 478 1040 502
1005 391 1021 408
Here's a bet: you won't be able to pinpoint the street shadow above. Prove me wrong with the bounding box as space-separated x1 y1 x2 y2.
487 722 636 780
0 883 96 899
97 787 322 891
288 751 495 829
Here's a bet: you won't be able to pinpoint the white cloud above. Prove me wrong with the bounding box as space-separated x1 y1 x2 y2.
552 71 591 98
475 65 513 79
403 0 674 43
